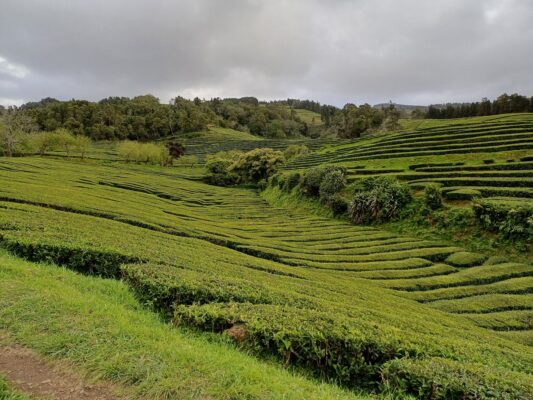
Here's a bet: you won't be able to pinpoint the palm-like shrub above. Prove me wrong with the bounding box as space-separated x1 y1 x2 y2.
349 177 412 224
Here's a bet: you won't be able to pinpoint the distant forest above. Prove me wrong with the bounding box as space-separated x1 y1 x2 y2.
0 96 400 140
427 93 533 119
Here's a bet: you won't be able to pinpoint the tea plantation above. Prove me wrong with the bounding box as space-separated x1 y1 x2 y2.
285 114 533 203
0 115 532 399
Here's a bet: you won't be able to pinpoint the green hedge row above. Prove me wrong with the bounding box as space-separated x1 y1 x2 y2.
416 161 533 172
0 236 137 278
323 143 533 164
174 302 415 390
121 263 295 314
410 177 533 188
409 162 464 170
382 357 533 400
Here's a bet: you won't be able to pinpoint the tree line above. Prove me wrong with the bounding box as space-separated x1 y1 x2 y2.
426 93 533 119
16 95 315 141
8 95 404 142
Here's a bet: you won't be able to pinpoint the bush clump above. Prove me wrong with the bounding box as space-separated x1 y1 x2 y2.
349 177 412 224
319 170 347 202
300 165 346 197
206 148 285 186
283 144 310 161
117 141 173 165
473 200 532 240
328 194 348 216
301 167 326 196
424 184 443 210
282 172 301 192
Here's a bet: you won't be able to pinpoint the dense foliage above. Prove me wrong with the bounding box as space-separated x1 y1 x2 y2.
206 148 285 185
427 93 533 119
117 141 174 165
349 177 412 224
473 199 532 240
17 95 316 140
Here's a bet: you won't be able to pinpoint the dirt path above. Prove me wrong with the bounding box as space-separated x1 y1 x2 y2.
0 344 120 400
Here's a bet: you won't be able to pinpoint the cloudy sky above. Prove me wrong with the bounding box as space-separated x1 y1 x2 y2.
1 0 532 107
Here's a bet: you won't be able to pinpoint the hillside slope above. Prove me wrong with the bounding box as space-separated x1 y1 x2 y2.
0 157 531 398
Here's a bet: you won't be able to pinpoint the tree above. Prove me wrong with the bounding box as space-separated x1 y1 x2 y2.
54 128 76 156
73 135 91 160
166 141 185 164
0 108 37 156
382 102 401 131
229 148 285 183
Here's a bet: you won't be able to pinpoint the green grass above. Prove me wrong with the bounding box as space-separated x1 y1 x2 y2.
293 109 323 126
0 376 29 400
0 250 365 400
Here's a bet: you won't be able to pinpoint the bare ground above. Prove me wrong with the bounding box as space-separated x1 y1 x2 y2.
0 343 121 400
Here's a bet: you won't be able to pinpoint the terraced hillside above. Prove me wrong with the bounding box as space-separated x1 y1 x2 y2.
285 113 533 203
0 157 531 398
181 135 341 163
42 126 341 164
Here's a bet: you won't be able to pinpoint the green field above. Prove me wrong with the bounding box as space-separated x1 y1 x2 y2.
0 152 532 398
0 114 532 399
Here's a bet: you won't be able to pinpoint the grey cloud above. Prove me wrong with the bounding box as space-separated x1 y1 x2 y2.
0 0 532 107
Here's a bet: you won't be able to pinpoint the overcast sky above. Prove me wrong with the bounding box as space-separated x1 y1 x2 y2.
1 0 532 107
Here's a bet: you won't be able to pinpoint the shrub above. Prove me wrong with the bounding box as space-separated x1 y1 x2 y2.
301 167 325 196
73 135 92 159
328 195 348 216
283 172 301 192
53 128 76 156
257 179 268 191
445 251 487 268
424 184 443 210
301 165 346 197
117 141 170 165
283 144 310 161
269 173 281 188
473 200 532 240
349 177 412 224
319 170 347 201
277 173 287 190
229 148 285 184
205 158 238 186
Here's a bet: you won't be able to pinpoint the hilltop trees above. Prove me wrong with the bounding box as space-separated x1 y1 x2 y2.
426 93 533 119
327 103 384 138
19 96 317 140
